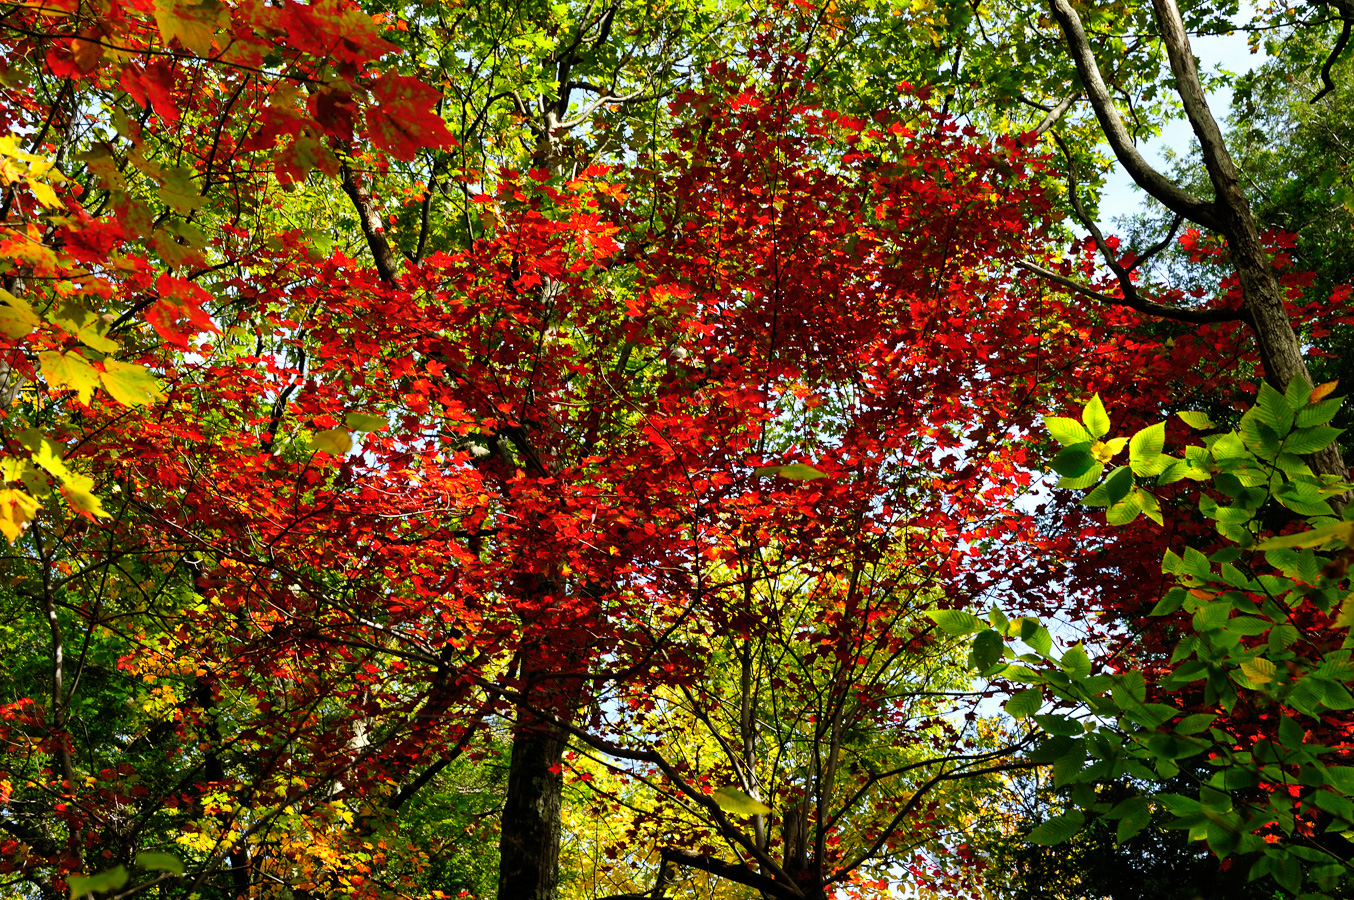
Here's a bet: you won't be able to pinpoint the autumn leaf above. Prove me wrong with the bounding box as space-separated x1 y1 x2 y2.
711 787 770 816
99 360 165 406
310 427 354 455
364 72 458 160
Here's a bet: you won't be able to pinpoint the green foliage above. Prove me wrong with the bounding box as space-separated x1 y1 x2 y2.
985 387 1354 896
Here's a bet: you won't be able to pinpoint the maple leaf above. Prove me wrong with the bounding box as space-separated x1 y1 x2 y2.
148 273 219 349
364 73 457 160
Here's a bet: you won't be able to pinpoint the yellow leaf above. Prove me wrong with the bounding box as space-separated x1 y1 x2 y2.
100 359 165 407
153 0 220 55
59 471 109 519
1313 381 1339 403
0 488 40 542
39 350 100 404
0 289 39 338
26 177 59 208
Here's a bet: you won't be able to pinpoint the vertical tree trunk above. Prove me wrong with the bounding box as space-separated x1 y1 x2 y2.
497 709 570 900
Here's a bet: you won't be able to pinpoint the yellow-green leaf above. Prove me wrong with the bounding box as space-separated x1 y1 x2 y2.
133 852 184 875
1082 394 1110 438
345 412 387 432
0 289 39 338
100 360 165 407
1239 657 1276 686
59 471 109 519
309 427 353 455
711 786 770 816
1256 521 1354 551
753 463 828 481
39 351 100 405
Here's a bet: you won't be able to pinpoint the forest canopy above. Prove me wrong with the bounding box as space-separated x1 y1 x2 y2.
2 1 1354 899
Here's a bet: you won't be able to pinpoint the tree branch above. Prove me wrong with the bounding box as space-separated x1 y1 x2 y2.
1047 0 1221 229
1313 0 1354 102
339 162 400 284
1015 260 1246 324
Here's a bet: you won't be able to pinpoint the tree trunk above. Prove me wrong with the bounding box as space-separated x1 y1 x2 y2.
497 706 570 900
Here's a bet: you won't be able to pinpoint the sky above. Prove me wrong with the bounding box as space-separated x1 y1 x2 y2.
1097 20 1269 229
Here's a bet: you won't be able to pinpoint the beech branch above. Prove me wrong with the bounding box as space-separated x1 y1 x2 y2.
1313 0 1354 102
1047 0 1221 230
1015 260 1245 324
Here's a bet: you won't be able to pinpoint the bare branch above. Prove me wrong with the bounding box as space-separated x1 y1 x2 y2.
1047 0 1221 229
1313 0 1354 102
1015 260 1246 324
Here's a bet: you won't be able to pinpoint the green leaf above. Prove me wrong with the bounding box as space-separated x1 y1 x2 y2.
1128 421 1167 475
1284 374 1313 410
100 360 165 407
1045 415 1091 446
1297 397 1342 428
1178 410 1214 429
1176 713 1217 735
1108 796 1151 843
309 428 354 455
969 629 1004 672
712 786 770 816
926 610 984 635
1082 394 1110 439
1105 488 1145 525
133 852 184 875
1055 459 1104 490
1028 810 1085 845
1049 442 1096 477
1005 687 1043 719
1061 644 1092 679
68 867 129 899
345 412 387 432
1284 425 1342 455
1257 521 1354 550
1084 466 1133 508
753 464 828 481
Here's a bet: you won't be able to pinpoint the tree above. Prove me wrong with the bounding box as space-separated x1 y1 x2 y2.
0 5 1101 900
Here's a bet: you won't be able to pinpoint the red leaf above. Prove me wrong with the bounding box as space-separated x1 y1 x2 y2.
149 273 219 349
364 73 457 160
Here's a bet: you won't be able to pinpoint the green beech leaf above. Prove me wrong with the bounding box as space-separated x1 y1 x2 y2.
1045 415 1091 446
1005 687 1043 719
926 610 983 635
712 786 770 816
1178 410 1214 429
1128 421 1167 475
1061 644 1092 679
1082 394 1110 438
1049 442 1095 477
68 867 129 899
1029 810 1085 844
969 629 1005 671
